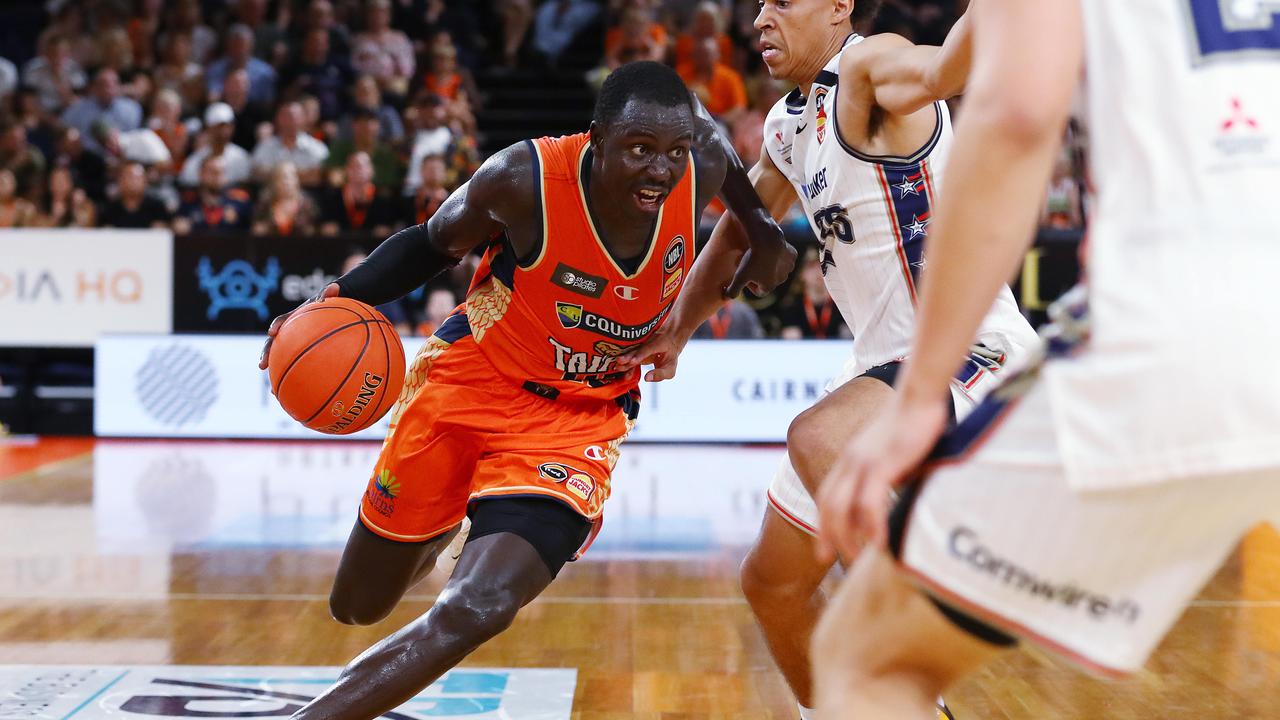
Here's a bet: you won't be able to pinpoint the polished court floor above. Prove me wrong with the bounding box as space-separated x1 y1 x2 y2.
2 436 1279 719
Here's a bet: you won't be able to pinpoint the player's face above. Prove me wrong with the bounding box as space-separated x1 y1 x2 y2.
755 0 846 81
593 99 694 216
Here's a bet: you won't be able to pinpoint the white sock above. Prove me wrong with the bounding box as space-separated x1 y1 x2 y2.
798 705 817 720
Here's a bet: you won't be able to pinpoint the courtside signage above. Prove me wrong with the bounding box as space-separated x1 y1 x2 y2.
0 230 173 347
0 665 575 719
95 335 850 441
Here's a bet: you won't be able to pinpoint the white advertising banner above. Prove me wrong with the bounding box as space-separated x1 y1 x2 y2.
0 229 173 347
95 335 852 442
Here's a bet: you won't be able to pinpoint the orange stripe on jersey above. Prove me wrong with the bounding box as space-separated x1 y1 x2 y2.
461 133 698 402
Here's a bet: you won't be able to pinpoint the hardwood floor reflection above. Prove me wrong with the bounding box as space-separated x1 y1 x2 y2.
1 438 1277 719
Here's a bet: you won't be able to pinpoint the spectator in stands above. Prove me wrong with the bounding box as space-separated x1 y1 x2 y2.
532 0 601 67
416 287 458 336
678 37 747 125
0 120 47 203
693 298 765 339
36 166 96 228
402 93 452 194
166 0 218 64
731 70 788 166
0 169 37 228
92 119 171 171
403 153 449 226
352 0 415 98
285 27 353 123
296 0 352 64
604 4 668 65
251 101 329 186
152 32 204 113
1043 150 1083 229
674 2 733 68
126 0 164 72
328 106 400 188
180 103 253 188
207 24 278 108
221 68 271 151
100 162 172 229
173 155 252 235
22 32 86 114
422 41 479 112
13 88 58 163
52 128 108 202
252 161 319 236
496 0 535 69
97 27 150 104
147 89 189 173
0 58 17 106
61 69 144 158
776 249 849 339
341 249 412 333
234 0 288 66
340 75 404 143
320 151 395 237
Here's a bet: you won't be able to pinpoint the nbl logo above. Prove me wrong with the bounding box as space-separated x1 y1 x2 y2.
663 236 685 272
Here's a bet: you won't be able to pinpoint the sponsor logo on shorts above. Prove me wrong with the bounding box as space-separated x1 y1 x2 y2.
552 263 607 299
948 526 1140 624
584 445 606 461
552 303 671 343
538 462 597 502
366 468 399 517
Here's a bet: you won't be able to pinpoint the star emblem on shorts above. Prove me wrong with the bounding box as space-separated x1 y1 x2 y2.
903 214 929 240
895 176 921 198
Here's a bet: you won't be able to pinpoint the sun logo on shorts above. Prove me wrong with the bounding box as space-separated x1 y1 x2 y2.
374 469 400 499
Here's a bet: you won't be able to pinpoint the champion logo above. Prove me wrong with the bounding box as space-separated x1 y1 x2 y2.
1221 97 1259 132
614 285 640 301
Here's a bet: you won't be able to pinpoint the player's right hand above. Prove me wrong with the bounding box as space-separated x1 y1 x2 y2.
617 325 689 382
258 282 340 370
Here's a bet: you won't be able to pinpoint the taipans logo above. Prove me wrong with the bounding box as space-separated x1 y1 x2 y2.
197 257 281 320
553 302 671 342
552 262 607 299
663 235 686 273
593 340 632 357
538 462 597 502
815 86 829 143
365 468 400 517
136 344 218 428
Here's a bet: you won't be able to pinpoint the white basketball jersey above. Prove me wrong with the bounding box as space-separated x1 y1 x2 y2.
763 35 1037 377
1044 0 1280 488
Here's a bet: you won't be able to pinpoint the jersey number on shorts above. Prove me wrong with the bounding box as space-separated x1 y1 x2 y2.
1184 0 1280 65
813 204 854 245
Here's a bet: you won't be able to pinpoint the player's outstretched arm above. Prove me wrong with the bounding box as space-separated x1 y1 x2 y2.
840 8 975 117
619 149 797 381
689 91 796 297
817 0 1083 558
259 143 533 370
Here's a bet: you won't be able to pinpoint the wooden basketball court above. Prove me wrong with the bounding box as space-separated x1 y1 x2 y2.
2 437 1277 719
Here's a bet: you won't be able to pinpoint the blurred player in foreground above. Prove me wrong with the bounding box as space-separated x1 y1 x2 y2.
815 0 1280 716
258 61 794 719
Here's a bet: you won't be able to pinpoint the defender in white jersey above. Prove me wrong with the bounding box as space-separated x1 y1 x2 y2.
813 0 1280 717
619 1 1035 715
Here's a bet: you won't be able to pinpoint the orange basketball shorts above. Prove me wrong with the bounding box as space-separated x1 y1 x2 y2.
359 318 637 547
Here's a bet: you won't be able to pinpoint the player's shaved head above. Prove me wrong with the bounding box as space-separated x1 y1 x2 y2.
592 61 692 133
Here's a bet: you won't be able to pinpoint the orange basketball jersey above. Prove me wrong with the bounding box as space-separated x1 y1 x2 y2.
461 132 697 401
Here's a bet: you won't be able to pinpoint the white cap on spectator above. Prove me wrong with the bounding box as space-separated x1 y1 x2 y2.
205 102 235 126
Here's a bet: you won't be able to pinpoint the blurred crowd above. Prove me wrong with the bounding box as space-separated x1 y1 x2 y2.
0 0 1085 338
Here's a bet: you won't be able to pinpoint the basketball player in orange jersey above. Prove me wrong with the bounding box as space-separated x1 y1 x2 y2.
620 2 1035 719
813 0 1280 717
257 61 794 719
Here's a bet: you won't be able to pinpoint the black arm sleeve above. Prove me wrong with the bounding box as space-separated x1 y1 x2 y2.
335 223 461 306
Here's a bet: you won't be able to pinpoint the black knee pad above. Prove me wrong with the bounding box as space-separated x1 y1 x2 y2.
466 497 592 578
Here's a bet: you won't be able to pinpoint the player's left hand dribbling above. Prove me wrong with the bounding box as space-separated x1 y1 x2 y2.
727 236 797 298
815 395 948 561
